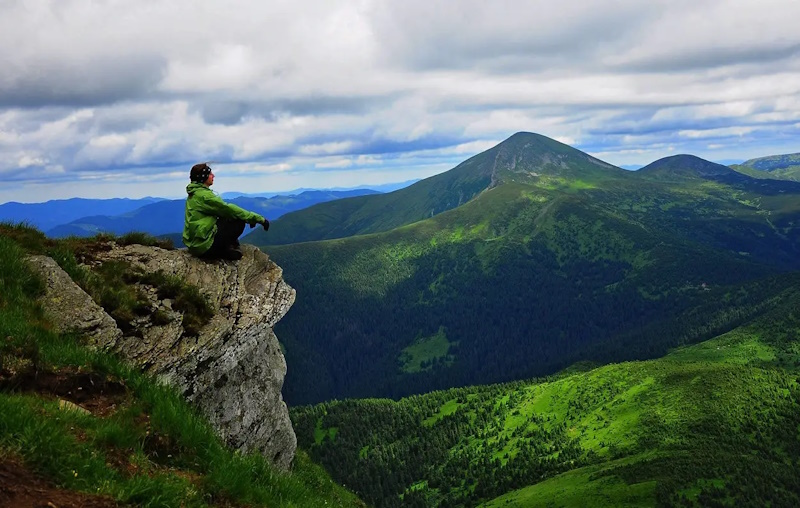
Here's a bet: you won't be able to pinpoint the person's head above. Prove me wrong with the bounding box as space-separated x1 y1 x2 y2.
190 163 214 186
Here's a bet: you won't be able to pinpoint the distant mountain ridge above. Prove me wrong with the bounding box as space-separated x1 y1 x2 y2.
730 152 800 182
638 154 800 195
0 197 163 232
741 152 800 171
221 180 419 199
47 189 380 239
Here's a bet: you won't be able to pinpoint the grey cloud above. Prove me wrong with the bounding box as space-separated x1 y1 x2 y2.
368 0 656 72
0 107 73 133
619 43 800 73
587 103 800 139
196 94 403 125
0 54 166 108
590 115 733 137
3 166 67 182
296 131 468 157
89 111 154 135
199 101 251 126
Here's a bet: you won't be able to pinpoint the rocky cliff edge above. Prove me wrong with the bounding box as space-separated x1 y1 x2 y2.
27 244 297 470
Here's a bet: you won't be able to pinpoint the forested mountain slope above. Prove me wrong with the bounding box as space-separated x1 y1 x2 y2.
262 134 800 405
292 284 800 507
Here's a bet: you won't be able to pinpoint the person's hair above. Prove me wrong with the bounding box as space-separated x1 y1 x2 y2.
190 163 212 183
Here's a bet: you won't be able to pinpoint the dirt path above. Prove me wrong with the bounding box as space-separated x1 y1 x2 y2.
0 367 127 417
0 458 118 508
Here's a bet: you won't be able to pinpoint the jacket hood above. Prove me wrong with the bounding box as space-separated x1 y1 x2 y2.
186 182 210 196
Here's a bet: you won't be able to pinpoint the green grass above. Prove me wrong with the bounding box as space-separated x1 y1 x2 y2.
0 225 364 507
313 417 339 445
399 327 456 373
480 459 656 508
422 398 463 427
0 393 202 506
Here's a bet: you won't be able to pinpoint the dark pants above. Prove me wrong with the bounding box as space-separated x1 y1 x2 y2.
203 218 245 259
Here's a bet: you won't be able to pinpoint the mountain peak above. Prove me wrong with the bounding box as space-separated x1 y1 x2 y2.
466 131 621 185
251 132 626 246
638 154 735 178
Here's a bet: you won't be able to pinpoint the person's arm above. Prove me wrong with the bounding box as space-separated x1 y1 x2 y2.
196 191 265 224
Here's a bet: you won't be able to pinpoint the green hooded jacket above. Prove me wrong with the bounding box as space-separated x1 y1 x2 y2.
182 183 265 255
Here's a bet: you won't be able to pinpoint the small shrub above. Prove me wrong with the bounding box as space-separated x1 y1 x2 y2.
139 271 213 336
58 260 154 334
139 271 180 300
57 234 114 264
0 222 50 254
152 310 172 326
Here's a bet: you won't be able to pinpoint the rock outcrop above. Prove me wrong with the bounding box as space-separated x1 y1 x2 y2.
29 244 297 470
27 255 124 347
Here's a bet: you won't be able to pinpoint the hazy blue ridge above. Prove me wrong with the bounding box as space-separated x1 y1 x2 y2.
45 189 380 238
221 188 381 199
0 197 163 232
222 182 413 199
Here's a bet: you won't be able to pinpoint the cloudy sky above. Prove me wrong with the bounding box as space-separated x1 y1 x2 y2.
1 0 799 202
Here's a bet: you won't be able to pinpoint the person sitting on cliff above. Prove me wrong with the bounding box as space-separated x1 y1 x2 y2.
183 163 269 261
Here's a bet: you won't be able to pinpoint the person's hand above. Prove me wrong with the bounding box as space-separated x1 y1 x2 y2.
261 218 270 231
